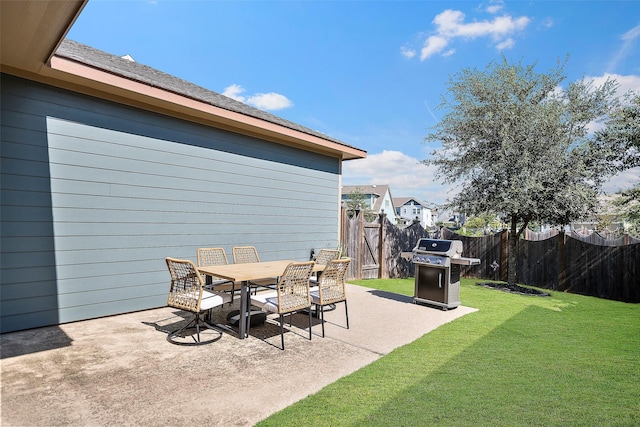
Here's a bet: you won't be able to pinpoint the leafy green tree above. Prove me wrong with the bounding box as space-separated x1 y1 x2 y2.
613 183 640 236
594 91 640 171
344 187 377 222
423 56 618 287
594 91 639 236
459 212 502 236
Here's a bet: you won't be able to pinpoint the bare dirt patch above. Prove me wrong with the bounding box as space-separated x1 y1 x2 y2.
477 282 551 296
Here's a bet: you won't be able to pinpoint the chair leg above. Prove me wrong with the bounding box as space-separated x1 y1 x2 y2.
167 313 222 346
344 300 349 329
308 307 312 340
195 318 202 342
320 304 325 337
279 313 285 350
247 307 252 337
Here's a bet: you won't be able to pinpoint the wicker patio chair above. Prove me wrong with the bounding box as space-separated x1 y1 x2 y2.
232 245 260 264
247 261 315 350
197 247 237 302
232 245 277 291
310 248 340 284
315 249 340 265
165 257 231 345
310 258 351 337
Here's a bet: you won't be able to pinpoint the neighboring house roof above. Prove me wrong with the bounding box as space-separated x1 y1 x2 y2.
342 184 392 213
394 197 430 209
0 0 366 161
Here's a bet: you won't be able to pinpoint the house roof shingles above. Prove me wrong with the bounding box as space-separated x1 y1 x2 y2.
55 39 361 154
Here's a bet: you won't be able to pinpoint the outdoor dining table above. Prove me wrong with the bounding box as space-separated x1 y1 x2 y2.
197 260 322 339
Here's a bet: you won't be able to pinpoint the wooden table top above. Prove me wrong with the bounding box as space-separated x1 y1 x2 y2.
197 260 320 283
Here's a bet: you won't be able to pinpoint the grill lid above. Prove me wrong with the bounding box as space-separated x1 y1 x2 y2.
413 239 463 257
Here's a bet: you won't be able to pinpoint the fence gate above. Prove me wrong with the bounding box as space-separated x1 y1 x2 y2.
361 222 381 279
342 209 381 280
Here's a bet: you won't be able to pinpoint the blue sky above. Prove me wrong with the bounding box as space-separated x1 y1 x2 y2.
67 0 640 206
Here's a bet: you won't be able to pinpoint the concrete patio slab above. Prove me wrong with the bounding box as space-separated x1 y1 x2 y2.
1 284 477 426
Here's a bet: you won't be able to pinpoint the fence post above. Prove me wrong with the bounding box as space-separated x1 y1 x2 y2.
379 212 387 279
340 206 347 256
357 209 363 280
500 229 508 282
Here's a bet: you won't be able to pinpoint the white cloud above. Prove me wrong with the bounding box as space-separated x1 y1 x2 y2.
540 17 554 29
608 23 640 72
603 167 640 194
442 48 456 57
247 93 293 110
622 23 640 42
586 73 640 97
411 7 530 60
222 84 246 102
342 150 639 208
343 74 639 207
420 35 449 60
486 3 503 14
222 84 293 111
496 37 515 50
400 46 416 59
342 150 458 206
562 73 640 134
590 73 640 194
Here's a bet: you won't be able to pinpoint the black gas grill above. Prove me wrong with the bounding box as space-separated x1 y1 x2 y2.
409 239 480 310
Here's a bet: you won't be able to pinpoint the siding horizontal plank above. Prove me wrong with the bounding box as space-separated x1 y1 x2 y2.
1 74 344 332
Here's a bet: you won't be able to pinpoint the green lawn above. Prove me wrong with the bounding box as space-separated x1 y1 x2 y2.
257 278 640 426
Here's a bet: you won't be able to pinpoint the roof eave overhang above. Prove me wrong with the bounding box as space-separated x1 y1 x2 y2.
0 0 87 73
46 56 366 160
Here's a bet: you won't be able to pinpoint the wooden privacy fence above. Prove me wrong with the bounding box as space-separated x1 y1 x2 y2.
525 227 640 246
341 210 640 303
441 228 640 302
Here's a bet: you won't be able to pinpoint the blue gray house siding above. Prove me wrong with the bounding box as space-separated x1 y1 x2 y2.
1 74 341 333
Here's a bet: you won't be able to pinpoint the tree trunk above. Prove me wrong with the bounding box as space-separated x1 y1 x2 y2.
508 217 518 287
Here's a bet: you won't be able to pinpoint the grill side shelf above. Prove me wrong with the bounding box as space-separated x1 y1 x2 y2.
450 257 481 266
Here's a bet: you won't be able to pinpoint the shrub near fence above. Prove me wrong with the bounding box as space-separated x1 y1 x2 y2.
342 210 640 303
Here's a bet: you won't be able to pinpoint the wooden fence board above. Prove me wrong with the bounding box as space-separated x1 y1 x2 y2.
442 228 500 280
518 235 559 290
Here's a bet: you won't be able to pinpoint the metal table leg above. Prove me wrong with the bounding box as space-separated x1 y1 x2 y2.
239 280 249 339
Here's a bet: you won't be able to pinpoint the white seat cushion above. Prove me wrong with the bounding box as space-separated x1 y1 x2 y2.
251 291 310 314
310 287 345 305
250 291 279 313
200 290 232 310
